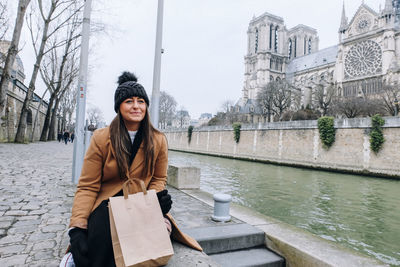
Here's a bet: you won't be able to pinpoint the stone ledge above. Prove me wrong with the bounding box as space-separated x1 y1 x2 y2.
182 189 389 267
166 241 221 267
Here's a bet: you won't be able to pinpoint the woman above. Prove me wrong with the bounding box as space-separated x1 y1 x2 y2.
68 72 201 267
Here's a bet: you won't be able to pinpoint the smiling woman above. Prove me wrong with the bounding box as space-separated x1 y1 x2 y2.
65 71 201 267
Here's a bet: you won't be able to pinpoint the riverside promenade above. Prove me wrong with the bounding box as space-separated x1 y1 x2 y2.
0 141 223 266
0 141 389 267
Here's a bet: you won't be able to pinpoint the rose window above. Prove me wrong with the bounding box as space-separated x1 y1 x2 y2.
344 40 382 79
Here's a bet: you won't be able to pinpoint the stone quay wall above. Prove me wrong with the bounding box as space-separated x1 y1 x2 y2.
0 82 48 142
164 117 400 179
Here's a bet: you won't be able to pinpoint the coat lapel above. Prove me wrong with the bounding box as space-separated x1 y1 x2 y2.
128 143 145 178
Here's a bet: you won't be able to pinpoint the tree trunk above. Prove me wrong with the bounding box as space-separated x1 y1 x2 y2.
40 92 55 141
30 88 48 142
48 96 60 141
48 88 67 140
15 7 51 143
0 0 30 124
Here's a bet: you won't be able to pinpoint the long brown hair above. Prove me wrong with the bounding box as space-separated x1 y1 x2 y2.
109 106 160 179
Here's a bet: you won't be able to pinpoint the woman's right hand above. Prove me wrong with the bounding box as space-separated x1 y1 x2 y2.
69 228 89 267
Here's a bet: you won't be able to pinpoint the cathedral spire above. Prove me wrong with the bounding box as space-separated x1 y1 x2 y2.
383 0 394 15
339 2 348 32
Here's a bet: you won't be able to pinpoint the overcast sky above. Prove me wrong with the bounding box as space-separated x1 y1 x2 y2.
17 0 384 124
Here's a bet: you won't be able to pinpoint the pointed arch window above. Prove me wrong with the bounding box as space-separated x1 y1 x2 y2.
304 37 307 55
288 39 292 59
269 24 273 49
255 28 259 53
274 26 279 52
308 38 312 54
294 36 297 58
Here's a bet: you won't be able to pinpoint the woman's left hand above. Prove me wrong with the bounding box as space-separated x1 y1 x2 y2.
157 189 172 214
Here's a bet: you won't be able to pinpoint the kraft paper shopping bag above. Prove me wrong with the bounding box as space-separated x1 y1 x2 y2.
109 179 174 267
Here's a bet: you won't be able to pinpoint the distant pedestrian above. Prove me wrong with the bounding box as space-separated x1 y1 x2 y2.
57 132 63 143
70 133 75 143
63 131 70 145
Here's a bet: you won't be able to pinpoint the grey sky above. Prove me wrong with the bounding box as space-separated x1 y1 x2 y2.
18 0 384 124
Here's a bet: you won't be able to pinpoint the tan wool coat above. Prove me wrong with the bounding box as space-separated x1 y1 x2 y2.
69 127 202 251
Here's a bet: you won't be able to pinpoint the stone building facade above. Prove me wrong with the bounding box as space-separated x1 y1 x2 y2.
239 1 400 117
0 41 49 142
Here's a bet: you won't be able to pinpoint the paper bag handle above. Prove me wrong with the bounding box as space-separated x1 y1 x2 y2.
122 178 147 199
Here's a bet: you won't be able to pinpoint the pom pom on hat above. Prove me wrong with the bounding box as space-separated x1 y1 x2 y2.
117 71 138 85
114 71 149 113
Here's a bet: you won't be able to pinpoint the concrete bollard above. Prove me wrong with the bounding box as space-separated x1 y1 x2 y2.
211 193 232 222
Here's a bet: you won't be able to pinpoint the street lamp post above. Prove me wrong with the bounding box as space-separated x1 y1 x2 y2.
394 97 399 116
150 0 164 128
72 0 92 184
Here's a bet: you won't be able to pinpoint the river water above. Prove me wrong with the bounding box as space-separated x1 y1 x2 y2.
169 151 400 266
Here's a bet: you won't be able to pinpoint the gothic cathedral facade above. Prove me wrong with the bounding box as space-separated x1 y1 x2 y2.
240 1 400 116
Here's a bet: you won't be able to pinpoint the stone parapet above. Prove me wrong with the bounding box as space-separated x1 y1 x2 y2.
164 117 400 132
164 117 400 179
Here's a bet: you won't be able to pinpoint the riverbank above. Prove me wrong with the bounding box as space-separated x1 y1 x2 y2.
164 117 400 179
168 150 400 266
178 187 388 267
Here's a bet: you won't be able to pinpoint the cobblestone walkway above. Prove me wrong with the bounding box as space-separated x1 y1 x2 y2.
0 141 75 266
0 141 232 267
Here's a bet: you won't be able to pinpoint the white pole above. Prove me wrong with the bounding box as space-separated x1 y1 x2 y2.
72 0 92 184
150 0 164 128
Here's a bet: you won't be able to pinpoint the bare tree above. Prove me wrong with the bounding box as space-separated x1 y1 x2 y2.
380 83 400 116
313 83 337 116
87 106 105 129
257 82 275 122
29 86 48 141
158 91 177 129
219 99 239 124
220 100 234 113
48 50 79 140
332 96 365 118
37 3 82 141
272 80 293 121
0 0 31 127
15 0 82 143
0 0 9 41
59 84 77 132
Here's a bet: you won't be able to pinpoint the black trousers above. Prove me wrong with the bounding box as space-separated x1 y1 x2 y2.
87 200 116 267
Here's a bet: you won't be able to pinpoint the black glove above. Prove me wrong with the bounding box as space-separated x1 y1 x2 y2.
69 228 89 267
157 189 172 214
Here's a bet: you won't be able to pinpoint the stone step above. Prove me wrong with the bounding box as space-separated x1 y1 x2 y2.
210 247 285 267
183 223 266 254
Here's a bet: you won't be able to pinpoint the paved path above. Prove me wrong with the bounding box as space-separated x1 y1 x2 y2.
0 141 230 266
0 141 75 266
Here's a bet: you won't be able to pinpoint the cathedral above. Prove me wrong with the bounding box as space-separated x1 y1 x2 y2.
239 0 400 121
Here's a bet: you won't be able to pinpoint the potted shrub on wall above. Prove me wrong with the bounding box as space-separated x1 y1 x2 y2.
370 114 385 154
232 122 241 143
187 125 194 144
317 116 336 149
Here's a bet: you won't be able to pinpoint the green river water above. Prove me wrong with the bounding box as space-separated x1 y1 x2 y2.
169 151 400 266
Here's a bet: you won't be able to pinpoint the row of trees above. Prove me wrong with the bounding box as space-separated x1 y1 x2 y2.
0 0 86 143
158 90 192 129
209 79 399 126
0 0 109 142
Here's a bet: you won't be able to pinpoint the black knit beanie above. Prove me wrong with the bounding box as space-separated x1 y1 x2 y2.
114 71 150 113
